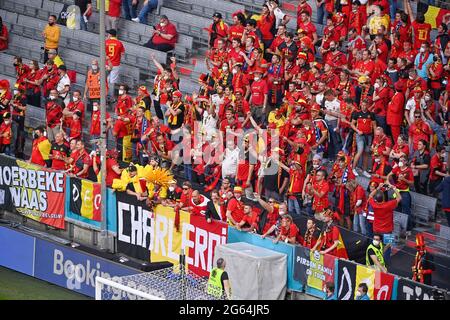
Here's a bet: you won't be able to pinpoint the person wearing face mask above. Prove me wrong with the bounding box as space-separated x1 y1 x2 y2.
387 155 414 230
414 42 434 81
144 15 178 52
42 15 60 64
10 87 27 158
13 57 30 93
24 60 41 108
90 101 112 150
0 112 12 155
365 234 388 272
47 49 64 68
83 59 103 112
36 59 60 99
45 89 64 141
113 84 133 156
55 65 71 106
256 195 287 237
323 281 336 300
403 0 432 51
225 186 246 226
29 126 52 167
249 68 269 124
63 90 85 134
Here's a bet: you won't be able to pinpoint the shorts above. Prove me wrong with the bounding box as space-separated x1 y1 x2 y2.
108 65 121 84
356 134 373 153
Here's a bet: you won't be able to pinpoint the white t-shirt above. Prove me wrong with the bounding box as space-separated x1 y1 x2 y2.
57 73 71 105
324 98 340 122
405 97 426 124
201 111 218 141
222 147 240 178
211 94 225 110
273 7 286 28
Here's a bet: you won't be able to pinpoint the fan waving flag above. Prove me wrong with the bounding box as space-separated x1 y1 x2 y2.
419 3 450 28
69 177 102 221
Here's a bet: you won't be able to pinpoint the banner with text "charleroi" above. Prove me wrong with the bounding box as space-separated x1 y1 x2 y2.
0 155 65 229
116 191 228 277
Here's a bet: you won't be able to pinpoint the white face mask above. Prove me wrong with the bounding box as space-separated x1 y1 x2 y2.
355 291 362 297
222 67 228 72
373 83 380 89
93 105 99 111
373 240 380 246
160 22 167 27
254 76 261 81
118 89 124 95
424 96 431 102
419 47 426 53
4 120 11 125
13 90 19 95
398 161 404 167
235 196 241 201
73 96 79 102
279 210 285 216
91 64 98 70
374 158 381 163
169 186 175 192
409 75 414 80
49 95 56 100
232 69 238 75
313 164 319 169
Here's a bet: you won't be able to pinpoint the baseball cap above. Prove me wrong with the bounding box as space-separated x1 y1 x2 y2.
213 12 222 19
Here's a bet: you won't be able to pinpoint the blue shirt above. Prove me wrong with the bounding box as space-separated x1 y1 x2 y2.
357 294 370 300
325 294 337 300
414 52 434 81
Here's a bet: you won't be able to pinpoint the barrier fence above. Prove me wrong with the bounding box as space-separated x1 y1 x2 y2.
0 153 449 299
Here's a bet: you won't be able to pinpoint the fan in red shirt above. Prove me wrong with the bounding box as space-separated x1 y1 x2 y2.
90 101 112 137
301 218 319 249
226 186 245 226
249 68 268 122
0 112 12 153
105 29 125 67
274 214 299 245
189 190 210 217
63 90 85 132
229 11 246 41
144 15 178 52
428 146 449 194
49 132 69 171
113 84 133 138
68 140 92 179
391 11 412 43
235 203 260 233
297 11 318 45
257 5 275 46
308 169 330 214
296 0 312 29
0 17 8 52
387 82 406 142
408 111 433 151
368 183 402 235
311 208 343 257
404 0 432 50
208 12 229 48
13 57 30 92
228 39 245 68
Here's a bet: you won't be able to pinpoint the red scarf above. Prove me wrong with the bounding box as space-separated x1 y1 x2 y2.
417 52 430 70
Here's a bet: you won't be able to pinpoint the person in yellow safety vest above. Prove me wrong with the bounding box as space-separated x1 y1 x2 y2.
365 234 389 273
207 258 231 300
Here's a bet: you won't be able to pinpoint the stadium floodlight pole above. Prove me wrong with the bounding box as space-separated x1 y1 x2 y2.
99 0 110 251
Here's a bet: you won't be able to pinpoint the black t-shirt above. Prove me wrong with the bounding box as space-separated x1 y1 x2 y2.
220 271 229 290
366 246 382 266
75 0 91 14
262 160 289 192
351 110 375 134
168 103 185 130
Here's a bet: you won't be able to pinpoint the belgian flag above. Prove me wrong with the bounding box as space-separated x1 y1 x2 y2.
70 178 102 221
418 2 450 28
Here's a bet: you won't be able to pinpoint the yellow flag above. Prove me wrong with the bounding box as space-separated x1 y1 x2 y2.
355 265 375 299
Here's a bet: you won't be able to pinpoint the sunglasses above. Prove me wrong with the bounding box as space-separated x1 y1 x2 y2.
182 187 189 190
414 116 421 118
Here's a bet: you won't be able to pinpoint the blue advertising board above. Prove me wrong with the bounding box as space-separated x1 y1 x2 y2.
65 176 117 234
227 227 302 291
33 238 140 297
0 226 35 276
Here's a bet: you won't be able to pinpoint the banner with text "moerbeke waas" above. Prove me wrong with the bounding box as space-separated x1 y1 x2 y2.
116 191 227 277
0 155 65 229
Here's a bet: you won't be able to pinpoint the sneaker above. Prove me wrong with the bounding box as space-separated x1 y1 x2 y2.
352 168 359 176
131 17 140 23
362 171 371 178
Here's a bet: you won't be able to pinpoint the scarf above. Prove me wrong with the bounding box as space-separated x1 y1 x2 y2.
417 52 430 70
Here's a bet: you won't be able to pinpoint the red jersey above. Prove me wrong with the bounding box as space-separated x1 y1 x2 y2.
411 21 432 50
369 198 396 234
227 197 245 224
45 100 63 129
408 120 432 150
257 14 275 40
250 79 268 106
105 37 125 67
353 185 367 215
429 154 445 181
106 158 121 187
312 180 329 212
0 121 11 145
280 223 299 242
90 110 111 136
386 92 405 127
392 166 414 190
152 22 178 46
228 24 245 41
50 142 69 170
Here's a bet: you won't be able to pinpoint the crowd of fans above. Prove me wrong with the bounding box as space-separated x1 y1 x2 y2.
0 0 450 272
